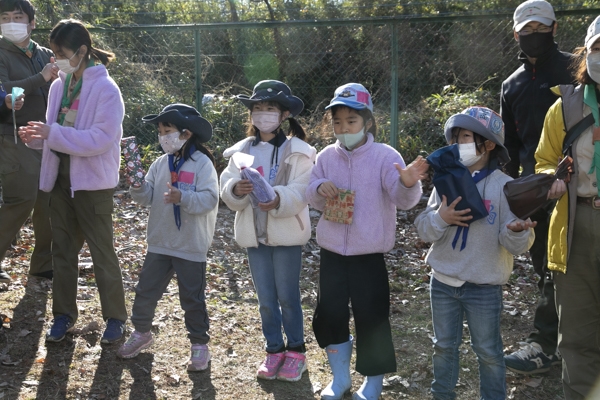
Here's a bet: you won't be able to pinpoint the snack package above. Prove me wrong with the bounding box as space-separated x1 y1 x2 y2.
323 189 355 224
231 152 277 207
121 136 145 186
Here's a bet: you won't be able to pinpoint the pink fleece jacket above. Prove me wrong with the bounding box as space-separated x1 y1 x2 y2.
31 65 124 194
305 134 422 256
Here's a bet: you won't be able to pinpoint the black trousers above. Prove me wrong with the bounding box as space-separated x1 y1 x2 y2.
313 248 396 376
526 206 559 355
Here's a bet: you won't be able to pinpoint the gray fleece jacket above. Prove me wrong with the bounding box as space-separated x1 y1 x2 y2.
131 150 219 262
0 38 53 133
415 169 535 285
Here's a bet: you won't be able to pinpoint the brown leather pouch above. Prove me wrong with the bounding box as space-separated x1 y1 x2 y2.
503 156 573 219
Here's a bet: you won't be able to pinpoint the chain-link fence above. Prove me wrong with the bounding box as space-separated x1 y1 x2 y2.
30 9 597 160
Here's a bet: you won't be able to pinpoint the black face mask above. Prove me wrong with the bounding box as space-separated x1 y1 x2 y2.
518 31 555 58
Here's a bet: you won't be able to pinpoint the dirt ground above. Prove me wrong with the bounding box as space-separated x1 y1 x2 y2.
0 186 564 400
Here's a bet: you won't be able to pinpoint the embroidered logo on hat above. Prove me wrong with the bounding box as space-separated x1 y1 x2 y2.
338 87 370 105
525 6 542 17
513 0 555 31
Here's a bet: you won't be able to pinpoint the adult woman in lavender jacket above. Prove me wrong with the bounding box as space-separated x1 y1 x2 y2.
19 19 127 344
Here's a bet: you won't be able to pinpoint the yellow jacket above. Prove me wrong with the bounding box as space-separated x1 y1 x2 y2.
535 84 589 273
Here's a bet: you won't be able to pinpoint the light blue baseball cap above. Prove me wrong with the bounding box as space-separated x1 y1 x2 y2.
325 83 374 113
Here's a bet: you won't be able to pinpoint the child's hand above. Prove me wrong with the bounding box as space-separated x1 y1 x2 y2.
164 181 182 204
128 176 143 188
438 195 473 227
395 156 428 188
259 194 280 211
507 218 537 232
233 179 253 196
316 181 339 199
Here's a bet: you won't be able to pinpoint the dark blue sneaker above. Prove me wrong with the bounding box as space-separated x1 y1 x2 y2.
504 342 556 374
46 314 72 342
101 318 125 344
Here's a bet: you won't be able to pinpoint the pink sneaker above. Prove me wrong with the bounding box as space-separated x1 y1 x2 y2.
257 352 286 380
188 344 210 371
276 351 307 382
117 330 153 359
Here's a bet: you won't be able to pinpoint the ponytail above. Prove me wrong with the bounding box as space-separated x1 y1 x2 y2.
183 136 215 167
175 125 216 167
50 19 115 66
287 117 307 141
90 46 115 66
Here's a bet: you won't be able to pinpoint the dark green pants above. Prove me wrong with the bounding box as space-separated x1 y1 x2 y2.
50 154 126 323
0 135 52 274
555 203 600 400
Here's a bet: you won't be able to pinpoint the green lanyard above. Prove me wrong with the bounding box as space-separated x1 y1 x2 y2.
58 60 95 125
58 74 83 126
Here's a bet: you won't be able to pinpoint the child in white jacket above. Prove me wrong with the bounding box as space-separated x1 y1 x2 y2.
220 80 315 382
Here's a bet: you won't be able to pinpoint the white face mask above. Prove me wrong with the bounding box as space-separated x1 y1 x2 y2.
335 127 366 151
587 52 600 83
1 22 30 44
55 51 83 74
458 142 483 167
159 131 187 154
252 111 281 133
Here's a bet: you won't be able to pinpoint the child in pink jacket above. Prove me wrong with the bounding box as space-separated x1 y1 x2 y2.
305 83 428 400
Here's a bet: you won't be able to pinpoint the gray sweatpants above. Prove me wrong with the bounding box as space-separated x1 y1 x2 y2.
131 252 210 344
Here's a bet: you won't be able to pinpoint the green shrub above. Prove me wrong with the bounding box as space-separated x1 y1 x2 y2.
396 85 498 161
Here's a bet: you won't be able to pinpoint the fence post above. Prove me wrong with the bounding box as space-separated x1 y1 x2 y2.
194 29 203 112
390 22 399 149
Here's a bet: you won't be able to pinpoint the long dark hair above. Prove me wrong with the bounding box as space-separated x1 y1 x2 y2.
245 101 307 141
49 19 115 66
572 47 596 85
163 122 216 167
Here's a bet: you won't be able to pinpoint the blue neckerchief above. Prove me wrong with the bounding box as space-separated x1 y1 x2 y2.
451 168 492 251
168 144 196 230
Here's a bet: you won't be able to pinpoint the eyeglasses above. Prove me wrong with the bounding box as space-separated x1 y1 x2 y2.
518 24 554 36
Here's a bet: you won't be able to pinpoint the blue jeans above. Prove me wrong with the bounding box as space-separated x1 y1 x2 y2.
430 277 505 400
247 244 304 352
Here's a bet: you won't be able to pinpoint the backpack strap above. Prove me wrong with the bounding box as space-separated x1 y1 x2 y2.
562 113 595 154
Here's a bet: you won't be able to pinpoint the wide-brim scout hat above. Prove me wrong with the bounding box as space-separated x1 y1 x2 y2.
237 80 304 117
444 106 510 164
325 82 374 113
142 103 212 143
